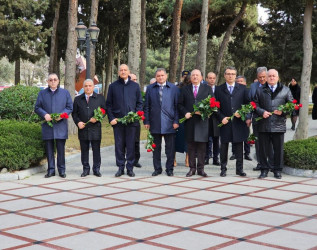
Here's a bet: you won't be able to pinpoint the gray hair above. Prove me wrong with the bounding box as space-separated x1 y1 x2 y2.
257 67 267 75
224 66 237 74
83 79 94 86
236 75 246 81
48 73 58 80
155 68 167 75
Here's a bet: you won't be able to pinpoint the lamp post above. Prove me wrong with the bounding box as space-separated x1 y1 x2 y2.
75 20 100 80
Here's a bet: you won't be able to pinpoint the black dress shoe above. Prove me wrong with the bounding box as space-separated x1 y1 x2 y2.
220 170 226 177
236 171 247 177
152 170 162 176
244 155 252 161
127 170 135 177
204 159 209 165
44 173 55 178
166 171 174 176
115 169 124 177
197 170 208 177
253 164 261 171
229 155 236 160
258 170 268 179
274 172 282 179
213 160 220 166
134 162 142 168
81 171 90 177
186 169 196 177
59 173 66 178
93 171 102 177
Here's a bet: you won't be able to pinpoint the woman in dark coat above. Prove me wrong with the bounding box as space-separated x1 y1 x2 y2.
312 84 317 120
289 78 301 130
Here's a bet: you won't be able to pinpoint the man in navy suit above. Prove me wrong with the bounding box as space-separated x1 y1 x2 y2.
215 67 251 177
144 68 179 176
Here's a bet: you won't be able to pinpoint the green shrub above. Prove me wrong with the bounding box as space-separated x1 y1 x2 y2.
0 120 45 172
284 137 317 170
0 85 41 122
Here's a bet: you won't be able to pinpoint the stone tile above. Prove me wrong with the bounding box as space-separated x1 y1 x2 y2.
148 211 214 227
145 176 185 184
210 184 263 194
175 179 223 189
179 190 236 201
301 179 317 185
235 211 302 226
242 179 284 188
267 202 317 216
296 196 317 205
0 182 28 190
101 221 175 239
144 197 205 209
60 212 129 228
252 229 317 249
22 204 87 219
35 192 91 203
50 232 130 249
7 222 82 241
44 181 94 190
221 242 278 250
288 218 317 233
196 220 270 238
106 204 168 218
0 234 29 249
144 185 195 195
150 230 229 249
106 191 164 202
0 214 40 230
277 183 317 194
68 197 128 210
208 176 248 183
75 186 125 196
0 193 17 201
249 189 307 200
220 196 281 208
78 176 127 185
20 245 52 250
4 187 57 197
0 199 49 212
119 243 167 250
108 180 160 189
186 203 250 217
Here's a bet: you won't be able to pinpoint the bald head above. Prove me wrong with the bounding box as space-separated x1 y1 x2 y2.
119 64 130 80
129 73 137 82
206 72 216 87
191 69 202 85
267 69 279 86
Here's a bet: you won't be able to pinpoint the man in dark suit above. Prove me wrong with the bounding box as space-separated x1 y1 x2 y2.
106 64 143 177
144 68 179 176
35 73 73 178
178 69 213 177
254 69 293 179
205 72 220 166
215 66 250 177
72 79 106 177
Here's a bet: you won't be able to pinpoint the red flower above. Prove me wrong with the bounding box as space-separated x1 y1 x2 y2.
147 149 152 152
250 101 257 109
299 103 303 107
292 99 298 104
215 102 220 108
152 143 156 148
60 113 69 119
141 116 145 120
100 108 106 115
137 111 144 116
294 105 299 110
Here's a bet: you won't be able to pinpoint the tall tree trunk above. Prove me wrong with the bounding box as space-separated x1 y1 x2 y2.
139 0 147 90
49 0 61 75
294 0 313 140
128 0 142 79
168 0 183 83
104 32 115 97
89 0 99 80
14 57 20 85
214 1 247 85
117 50 121 73
195 0 209 77
178 27 188 82
64 0 78 135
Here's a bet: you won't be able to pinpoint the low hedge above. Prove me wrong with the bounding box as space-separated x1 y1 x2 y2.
0 120 45 172
284 137 317 170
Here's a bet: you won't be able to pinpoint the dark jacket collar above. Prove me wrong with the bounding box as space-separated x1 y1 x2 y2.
154 81 172 88
80 91 97 99
263 82 283 97
118 76 131 85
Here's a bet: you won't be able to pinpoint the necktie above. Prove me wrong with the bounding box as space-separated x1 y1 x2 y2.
87 96 89 103
194 86 198 98
159 85 163 103
229 86 233 94
271 86 274 93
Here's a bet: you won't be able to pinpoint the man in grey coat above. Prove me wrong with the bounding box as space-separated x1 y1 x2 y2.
35 73 73 178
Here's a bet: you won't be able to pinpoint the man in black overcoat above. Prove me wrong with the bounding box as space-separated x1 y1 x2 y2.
178 69 213 177
215 66 251 177
72 79 106 177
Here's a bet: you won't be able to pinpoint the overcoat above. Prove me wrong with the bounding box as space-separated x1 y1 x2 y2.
34 87 73 140
215 83 250 143
312 87 317 120
72 92 106 140
178 84 213 142
144 81 179 134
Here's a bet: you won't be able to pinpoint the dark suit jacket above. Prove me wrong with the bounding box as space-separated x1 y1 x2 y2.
178 83 213 142
215 83 250 143
72 92 106 141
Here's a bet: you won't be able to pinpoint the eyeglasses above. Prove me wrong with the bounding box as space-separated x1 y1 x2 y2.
225 73 236 76
48 78 58 82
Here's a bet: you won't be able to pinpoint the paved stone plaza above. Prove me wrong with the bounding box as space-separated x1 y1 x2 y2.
0 119 316 249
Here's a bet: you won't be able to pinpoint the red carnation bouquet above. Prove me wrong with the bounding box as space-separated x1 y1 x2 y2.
117 111 145 125
219 101 256 127
85 107 106 126
179 95 220 123
145 130 156 152
247 133 257 144
46 112 69 127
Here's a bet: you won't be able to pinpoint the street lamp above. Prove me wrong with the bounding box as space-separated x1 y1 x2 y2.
75 19 100 79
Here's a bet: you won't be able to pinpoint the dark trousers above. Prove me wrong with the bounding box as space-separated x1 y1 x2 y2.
232 140 250 156
259 132 284 172
205 136 220 161
134 124 141 165
221 142 243 173
80 140 101 173
45 139 66 174
113 124 136 171
188 141 206 171
153 133 175 172
254 122 274 167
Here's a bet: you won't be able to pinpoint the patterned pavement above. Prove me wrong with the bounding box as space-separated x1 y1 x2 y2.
0 119 316 250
